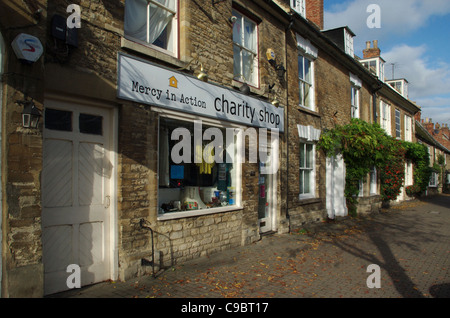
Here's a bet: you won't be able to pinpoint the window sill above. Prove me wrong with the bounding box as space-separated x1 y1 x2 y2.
121 37 185 69
297 106 321 117
298 195 320 204
157 205 244 221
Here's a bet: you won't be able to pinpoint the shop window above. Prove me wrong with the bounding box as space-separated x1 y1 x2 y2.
233 9 258 86
299 142 315 198
158 117 240 216
124 0 178 56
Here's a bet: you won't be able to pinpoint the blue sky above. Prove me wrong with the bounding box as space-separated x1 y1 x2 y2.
324 0 450 128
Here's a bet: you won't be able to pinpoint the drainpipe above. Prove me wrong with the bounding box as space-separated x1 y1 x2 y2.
285 15 294 233
372 81 383 123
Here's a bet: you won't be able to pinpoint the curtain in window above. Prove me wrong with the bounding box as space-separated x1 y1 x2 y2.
125 0 175 50
125 0 148 42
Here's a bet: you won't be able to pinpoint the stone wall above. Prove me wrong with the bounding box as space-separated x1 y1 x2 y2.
1 0 48 297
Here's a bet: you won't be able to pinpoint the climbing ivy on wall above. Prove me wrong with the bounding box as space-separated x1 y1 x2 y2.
318 118 430 216
404 142 432 196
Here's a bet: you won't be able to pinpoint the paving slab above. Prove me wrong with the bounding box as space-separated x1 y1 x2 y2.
48 195 450 301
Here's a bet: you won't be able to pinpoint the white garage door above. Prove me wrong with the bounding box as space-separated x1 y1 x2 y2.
42 100 114 295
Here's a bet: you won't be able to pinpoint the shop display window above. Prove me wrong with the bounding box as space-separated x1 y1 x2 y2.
158 117 239 215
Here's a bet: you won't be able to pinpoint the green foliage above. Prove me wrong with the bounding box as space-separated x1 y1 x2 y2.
318 119 431 214
404 142 431 195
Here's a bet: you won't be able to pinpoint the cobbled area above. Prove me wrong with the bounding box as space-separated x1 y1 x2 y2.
50 195 450 299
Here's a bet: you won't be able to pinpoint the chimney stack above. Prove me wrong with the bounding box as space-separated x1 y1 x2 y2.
363 40 381 59
306 0 324 30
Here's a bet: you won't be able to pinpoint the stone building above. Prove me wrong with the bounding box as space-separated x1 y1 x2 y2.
1 0 289 297
358 40 421 204
415 113 450 194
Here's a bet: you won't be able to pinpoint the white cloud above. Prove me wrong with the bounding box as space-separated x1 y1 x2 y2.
382 44 450 98
324 1 450 126
325 0 450 38
414 97 450 126
382 44 450 126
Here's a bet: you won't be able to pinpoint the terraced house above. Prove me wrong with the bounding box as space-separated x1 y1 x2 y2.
0 0 435 298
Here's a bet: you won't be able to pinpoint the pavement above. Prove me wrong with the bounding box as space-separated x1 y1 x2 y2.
48 194 450 302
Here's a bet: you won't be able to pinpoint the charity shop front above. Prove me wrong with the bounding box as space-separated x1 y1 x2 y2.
115 53 285 282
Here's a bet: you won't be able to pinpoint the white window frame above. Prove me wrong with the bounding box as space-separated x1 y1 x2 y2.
344 29 354 56
405 161 413 186
299 141 316 199
351 85 360 118
232 9 259 87
380 101 391 136
404 115 412 142
298 54 315 111
124 0 179 57
361 57 385 81
370 167 377 195
290 0 306 17
395 109 401 139
429 171 438 187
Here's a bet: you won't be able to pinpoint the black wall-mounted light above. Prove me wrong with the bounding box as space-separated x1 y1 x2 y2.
275 63 286 80
18 100 41 128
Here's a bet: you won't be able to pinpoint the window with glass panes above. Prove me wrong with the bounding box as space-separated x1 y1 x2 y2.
299 142 314 197
395 109 401 139
232 10 258 86
298 54 313 109
351 85 359 118
124 0 178 55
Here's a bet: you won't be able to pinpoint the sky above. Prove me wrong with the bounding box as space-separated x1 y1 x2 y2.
324 0 450 128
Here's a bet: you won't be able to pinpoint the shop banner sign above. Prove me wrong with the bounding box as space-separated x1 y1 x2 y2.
118 54 284 132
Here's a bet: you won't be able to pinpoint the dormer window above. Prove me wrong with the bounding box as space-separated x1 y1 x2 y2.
291 0 306 17
386 79 409 98
322 26 355 57
361 57 385 81
344 28 354 57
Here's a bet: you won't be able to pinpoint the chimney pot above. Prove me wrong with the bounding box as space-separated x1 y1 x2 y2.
373 40 378 48
366 41 371 49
